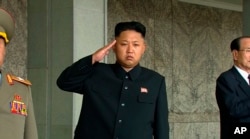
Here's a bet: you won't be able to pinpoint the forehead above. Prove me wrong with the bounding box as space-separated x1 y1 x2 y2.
0 40 6 48
117 30 143 38
240 38 250 48
0 37 5 43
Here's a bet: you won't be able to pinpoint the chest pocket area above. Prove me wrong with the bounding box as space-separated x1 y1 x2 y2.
137 94 155 104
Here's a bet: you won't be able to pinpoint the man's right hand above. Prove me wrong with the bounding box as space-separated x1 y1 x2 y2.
92 40 116 64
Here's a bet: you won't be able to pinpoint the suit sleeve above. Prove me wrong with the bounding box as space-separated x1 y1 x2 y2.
216 74 250 118
57 55 94 93
24 87 38 139
154 77 169 139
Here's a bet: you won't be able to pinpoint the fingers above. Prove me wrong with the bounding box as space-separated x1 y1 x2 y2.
102 40 115 56
104 40 116 51
91 40 116 64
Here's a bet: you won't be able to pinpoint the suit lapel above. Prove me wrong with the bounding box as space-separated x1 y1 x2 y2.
231 67 250 97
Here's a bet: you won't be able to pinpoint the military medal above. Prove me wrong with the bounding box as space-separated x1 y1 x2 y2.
10 94 28 116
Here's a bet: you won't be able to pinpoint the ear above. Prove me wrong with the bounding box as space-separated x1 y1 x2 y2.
112 43 116 52
232 50 238 60
142 43 146 54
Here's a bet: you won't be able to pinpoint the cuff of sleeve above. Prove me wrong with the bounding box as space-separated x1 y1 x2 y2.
78 55 93 71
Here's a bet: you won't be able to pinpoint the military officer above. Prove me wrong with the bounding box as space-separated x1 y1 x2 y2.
0 8 38 139
57 21 169 139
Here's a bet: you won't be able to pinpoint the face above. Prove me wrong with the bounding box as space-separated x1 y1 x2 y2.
0 38 6 68
113 30 146 71
233 38 250 73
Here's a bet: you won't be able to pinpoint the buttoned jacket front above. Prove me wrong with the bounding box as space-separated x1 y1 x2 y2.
216 66 250 139
0 71 38 139
57 55 169 139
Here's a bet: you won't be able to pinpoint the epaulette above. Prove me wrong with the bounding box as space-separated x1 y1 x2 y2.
6 74 32 86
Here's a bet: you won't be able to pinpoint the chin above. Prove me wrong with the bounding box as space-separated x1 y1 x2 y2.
126 63 138 68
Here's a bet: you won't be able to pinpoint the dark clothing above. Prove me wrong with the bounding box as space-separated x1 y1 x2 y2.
216 66 250 139
57 55 169 139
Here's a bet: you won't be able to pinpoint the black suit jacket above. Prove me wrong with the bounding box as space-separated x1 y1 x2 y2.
216 66 250 139
57 55 169 139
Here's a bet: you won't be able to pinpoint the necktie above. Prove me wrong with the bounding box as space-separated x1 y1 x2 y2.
248 74 250 85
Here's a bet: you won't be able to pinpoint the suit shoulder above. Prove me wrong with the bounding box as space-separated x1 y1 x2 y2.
217 67 236 78
216 67 239 84
6 74 32 86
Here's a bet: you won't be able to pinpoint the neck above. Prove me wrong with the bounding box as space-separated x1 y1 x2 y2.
122 67 133 72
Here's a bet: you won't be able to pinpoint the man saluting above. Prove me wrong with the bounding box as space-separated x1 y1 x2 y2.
57 21 169 139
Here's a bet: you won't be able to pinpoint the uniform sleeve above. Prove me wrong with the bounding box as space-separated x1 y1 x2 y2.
24 87 38 139
57 55 94 93
153 77 169 139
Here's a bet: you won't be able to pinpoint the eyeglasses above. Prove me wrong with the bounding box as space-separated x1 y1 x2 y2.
238 49 250 54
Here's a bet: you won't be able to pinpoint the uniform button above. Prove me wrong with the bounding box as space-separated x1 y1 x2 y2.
121 103 125 107
125 76 128 79
118 120 122 123
124 86 128 90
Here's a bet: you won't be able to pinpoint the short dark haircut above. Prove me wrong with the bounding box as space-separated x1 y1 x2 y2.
230 36 250 51
115 21 146 38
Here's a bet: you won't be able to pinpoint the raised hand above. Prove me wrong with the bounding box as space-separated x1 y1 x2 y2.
92 40 116 64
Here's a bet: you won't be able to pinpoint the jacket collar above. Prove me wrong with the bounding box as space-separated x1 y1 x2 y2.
112 62 141 81
231 66 250 96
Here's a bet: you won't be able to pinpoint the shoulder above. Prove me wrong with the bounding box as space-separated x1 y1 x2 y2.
5 73 32 86
140 66 165 79
218 67 237 77
217 67 238 82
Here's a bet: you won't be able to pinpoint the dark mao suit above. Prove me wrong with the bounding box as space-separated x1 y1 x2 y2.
57 55 169 139
216 66 250 139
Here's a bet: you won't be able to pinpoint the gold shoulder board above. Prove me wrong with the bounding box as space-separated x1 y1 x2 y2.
6 74 32 86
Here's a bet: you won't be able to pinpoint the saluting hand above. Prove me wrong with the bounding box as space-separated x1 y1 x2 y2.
92 40 116 64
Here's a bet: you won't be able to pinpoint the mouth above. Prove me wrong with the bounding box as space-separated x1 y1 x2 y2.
126 56 134 60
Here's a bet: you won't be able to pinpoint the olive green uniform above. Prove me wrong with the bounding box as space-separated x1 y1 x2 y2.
0 71 38 139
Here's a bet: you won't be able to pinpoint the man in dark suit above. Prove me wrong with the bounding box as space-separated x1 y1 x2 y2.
57 21 169 139
216 36 250 139
0 8 38 139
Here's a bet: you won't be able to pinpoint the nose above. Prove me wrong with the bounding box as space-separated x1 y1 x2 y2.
127 44 133 53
